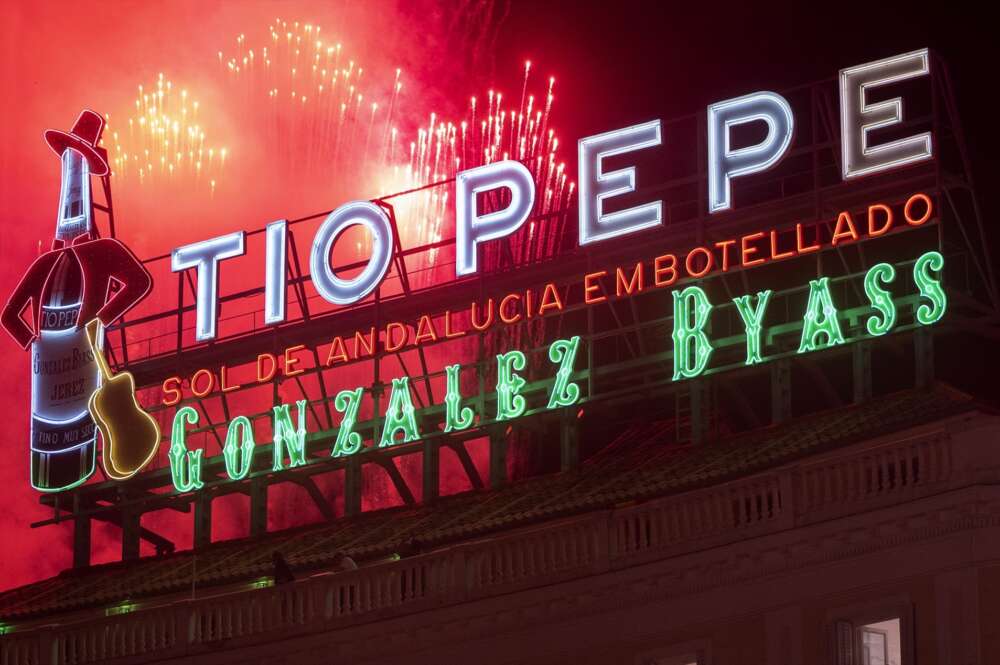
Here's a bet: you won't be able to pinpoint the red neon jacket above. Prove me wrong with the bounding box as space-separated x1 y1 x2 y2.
1 237 152 349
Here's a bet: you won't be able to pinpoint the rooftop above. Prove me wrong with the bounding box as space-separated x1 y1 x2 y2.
0 382 977 623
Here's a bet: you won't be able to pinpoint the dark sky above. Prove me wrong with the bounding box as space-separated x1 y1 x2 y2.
479 0 1000 405
470 0 997 209
488 1 993 146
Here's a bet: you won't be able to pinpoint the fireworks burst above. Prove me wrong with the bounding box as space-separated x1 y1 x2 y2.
107 17 574 275
219 19 390 184
106 73 227 195
378 60 573 260
218 20 573 249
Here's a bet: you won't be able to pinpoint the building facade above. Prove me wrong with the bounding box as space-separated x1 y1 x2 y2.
2 45 996 665
2 384 999 665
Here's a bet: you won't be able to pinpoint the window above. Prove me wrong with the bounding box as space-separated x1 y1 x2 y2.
636 641 709 665
860 619 900 665
652 656 698 665
831 603 911 665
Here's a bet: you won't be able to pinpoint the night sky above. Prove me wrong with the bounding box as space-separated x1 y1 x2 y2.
0 0 995 592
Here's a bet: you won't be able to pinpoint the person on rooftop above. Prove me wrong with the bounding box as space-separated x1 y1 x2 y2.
272 551 295 585
397 537 423 558
331 551 358 572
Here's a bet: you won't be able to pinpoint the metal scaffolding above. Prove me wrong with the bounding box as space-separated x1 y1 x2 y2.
35 53 998 568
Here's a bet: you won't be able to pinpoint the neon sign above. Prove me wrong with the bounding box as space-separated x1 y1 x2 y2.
2 48 942 496
1 111 152 492
165 249 944 493
172 49 934 341
161 189 937 405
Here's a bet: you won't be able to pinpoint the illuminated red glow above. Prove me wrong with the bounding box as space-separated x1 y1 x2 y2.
2 2 546 589
1 238 151 349
0 2 941 595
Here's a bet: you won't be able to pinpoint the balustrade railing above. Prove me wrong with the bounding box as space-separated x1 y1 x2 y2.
0 431 960 665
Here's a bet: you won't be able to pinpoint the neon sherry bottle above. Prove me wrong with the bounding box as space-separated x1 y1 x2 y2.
30 149 102 491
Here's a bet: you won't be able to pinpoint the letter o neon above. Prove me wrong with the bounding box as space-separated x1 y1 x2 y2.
191 368 215 398
904 193 933 226
685 246 715 278
310 201 394 304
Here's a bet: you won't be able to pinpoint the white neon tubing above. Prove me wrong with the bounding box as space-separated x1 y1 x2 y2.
56 149 92 240
171 231 246 341
264 219 287 325
310 201 393 304
840 48 932 179
455 159 536 276
578 119 662 245
707 91 794 213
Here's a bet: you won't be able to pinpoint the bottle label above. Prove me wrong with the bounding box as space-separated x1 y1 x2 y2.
31 411 96 453
30 303 100 452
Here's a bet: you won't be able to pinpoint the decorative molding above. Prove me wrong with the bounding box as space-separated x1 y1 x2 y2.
4 417 1000 665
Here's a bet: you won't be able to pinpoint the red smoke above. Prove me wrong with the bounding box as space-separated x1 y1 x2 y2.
0 0 556 591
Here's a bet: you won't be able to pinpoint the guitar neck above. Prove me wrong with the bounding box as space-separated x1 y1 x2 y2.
85 319 113 380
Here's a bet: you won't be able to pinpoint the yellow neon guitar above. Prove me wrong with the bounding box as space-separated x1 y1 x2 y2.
85 319 160 480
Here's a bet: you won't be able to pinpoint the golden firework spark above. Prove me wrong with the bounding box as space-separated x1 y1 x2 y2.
376 63 572 264
220 19 393 183
220 20 573 234
106 73 227 193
